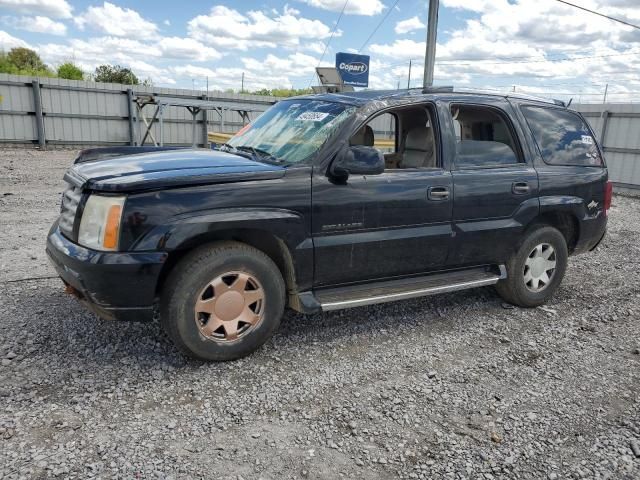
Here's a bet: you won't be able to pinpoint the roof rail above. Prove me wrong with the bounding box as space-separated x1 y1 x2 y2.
418 85 565 107
421 86 454 94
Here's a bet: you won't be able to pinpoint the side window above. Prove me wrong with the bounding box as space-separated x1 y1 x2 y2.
521 106 603 166
451 105 521 168
373 113 397 153
351 113 397 154
349 105 440 170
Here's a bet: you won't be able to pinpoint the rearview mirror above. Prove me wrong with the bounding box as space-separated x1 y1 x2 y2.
331 145 385 179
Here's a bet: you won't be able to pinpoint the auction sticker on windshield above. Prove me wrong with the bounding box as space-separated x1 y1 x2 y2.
297 112 330 122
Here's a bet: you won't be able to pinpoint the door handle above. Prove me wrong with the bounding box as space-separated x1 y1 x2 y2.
428 186 450 201
512 182 530 195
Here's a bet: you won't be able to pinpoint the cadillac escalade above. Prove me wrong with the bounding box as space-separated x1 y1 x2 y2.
46 88 610 361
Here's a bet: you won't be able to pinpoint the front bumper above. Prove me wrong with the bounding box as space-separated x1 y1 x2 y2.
46 222 167 321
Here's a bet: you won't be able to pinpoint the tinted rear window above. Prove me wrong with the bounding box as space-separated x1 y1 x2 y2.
521 106 603 166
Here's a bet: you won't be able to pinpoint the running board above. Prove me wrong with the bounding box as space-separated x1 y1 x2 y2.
309 265 506 312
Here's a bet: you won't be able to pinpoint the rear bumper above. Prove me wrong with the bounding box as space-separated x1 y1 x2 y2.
46 222 167 321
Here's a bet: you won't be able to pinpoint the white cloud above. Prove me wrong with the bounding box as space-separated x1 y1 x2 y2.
394 16 425 34
241 52 321 77
0 0 72 18
171 64 293 91
74 2 158 40
188 5 335 51
38 36 161 70
369 39 425 59
298 0 385 16
2 15 66 36
158 37 221 62
367 0 640 93
300 41 327 55
0 29 30 49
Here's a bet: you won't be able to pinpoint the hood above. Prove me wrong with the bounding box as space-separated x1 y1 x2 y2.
64 149 285 192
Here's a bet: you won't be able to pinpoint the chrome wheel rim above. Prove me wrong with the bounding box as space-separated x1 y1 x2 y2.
194 271 265 343
523 243 556 292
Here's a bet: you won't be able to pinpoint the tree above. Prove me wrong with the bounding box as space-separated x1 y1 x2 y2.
0 47 53 76
93 64 139 85
250 87 313 98
7 47 47 71
57 62 84 80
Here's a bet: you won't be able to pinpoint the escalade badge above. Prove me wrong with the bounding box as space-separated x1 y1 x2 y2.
587 200 598 210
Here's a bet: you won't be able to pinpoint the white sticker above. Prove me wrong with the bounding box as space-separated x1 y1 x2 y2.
297 111 330 122
581 135 594 145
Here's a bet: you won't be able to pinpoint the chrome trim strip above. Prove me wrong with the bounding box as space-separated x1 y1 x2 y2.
320 276 501 311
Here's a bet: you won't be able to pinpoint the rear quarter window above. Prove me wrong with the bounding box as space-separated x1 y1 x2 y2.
521 106 603 166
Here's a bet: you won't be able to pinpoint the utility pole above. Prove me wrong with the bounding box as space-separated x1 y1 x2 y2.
422 0 439 89
603 83 609 104
407 59 412 89
241 72 245 93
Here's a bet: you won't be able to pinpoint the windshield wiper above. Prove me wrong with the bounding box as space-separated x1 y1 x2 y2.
234 145 286 165
211 143 255 160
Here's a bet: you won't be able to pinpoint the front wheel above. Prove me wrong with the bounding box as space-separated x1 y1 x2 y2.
160 241 285 361
496 226 568 307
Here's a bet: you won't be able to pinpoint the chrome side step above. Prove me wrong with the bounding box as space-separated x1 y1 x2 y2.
314 265 506 312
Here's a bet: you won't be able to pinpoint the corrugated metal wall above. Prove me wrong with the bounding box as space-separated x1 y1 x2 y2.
0 74 276 146
1 76 638 188
574 103 640 190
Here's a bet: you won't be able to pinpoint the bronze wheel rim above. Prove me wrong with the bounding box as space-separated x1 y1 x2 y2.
194 271 265 343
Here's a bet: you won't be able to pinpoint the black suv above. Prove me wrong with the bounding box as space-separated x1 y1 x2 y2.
46 88 610 361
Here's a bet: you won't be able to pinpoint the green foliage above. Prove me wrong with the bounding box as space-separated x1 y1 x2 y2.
0 48 54 76
249 87 313 98
57 62 84 80
8 47 47 71
93 64 139 85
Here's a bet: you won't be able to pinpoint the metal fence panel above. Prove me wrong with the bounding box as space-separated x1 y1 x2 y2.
1 76 638 189
0 73 276 146
574 103 640 189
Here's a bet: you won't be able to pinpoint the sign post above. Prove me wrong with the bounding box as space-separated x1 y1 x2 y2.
336 52 370 88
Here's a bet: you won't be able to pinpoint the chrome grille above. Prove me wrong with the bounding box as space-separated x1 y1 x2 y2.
59 185 82 238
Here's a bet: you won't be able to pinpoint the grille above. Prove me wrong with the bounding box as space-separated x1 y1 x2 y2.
59 185 82 239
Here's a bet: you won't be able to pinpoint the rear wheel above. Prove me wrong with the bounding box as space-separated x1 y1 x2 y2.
160 241 285 361
496 226 568 307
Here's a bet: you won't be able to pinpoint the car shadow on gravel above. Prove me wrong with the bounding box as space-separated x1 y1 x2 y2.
12 281 506 370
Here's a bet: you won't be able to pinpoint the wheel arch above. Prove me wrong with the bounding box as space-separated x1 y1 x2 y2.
155 228 299 305
526 210 580 254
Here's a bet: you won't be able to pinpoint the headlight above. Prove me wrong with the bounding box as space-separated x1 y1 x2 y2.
78 195 126 251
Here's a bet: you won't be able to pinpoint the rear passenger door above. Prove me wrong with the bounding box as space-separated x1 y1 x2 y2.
448 101 539 267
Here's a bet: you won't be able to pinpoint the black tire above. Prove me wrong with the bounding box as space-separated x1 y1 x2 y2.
160 241 285 361
496 226 568 307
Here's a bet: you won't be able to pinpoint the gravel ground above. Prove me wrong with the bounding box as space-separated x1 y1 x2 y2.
1 147 639 479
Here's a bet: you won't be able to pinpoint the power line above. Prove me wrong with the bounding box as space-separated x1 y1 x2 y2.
554 0 640 31
317 0 349 67
437 50 640 66
358 0 401 53
307 0 349 87
378 48 640 69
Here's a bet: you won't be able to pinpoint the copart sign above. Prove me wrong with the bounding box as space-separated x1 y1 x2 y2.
336 52 370 88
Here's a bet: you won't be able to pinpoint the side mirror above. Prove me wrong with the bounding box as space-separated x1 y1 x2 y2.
331 145 385 179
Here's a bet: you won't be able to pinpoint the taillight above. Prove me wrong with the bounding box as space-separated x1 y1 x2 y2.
604 181 612 215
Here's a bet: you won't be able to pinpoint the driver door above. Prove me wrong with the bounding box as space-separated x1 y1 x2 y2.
312 106 453 287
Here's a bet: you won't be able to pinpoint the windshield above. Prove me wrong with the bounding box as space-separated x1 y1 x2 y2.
228 99 355 164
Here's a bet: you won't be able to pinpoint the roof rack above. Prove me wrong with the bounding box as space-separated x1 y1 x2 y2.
418 85 565 107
